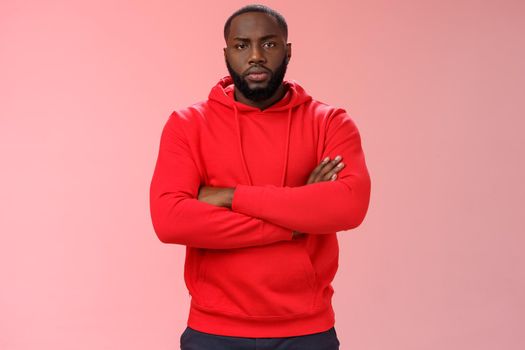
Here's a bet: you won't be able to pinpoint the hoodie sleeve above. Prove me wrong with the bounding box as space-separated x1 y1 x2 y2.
149 112 294 249
231 109 371 234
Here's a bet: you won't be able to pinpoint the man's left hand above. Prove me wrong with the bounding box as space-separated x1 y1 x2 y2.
197 186 235 208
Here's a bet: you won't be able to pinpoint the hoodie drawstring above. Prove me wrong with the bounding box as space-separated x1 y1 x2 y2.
280 107 292 187
233 104 293 187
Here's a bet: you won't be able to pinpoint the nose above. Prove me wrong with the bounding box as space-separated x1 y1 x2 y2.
248 45 266 65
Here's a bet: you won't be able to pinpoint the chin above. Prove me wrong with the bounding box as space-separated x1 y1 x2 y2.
247 83 269 90
249 78 271 85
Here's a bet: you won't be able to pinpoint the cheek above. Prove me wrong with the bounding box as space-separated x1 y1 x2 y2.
227 53 247 67
268 52 287 64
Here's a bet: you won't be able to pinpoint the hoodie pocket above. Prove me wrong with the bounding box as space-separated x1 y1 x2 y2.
193 241 318 318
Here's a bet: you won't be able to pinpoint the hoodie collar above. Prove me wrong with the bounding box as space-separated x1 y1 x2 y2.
208 75 312 187
225 84 293 111
208 75 312 113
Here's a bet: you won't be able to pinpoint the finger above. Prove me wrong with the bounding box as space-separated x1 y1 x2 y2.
311 157 340 183
307 156 331 184
322 161 345 181
317 155 343 180
293 232 306 239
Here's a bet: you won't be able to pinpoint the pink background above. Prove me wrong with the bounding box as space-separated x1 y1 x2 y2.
1 0 524 349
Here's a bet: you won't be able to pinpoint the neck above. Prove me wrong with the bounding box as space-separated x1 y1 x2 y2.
234 84 286 111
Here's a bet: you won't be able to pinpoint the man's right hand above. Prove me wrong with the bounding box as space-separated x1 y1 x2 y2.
306 155 345 184
292 155 345 239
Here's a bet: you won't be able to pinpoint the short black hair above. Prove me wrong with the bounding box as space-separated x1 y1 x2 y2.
223 4 288 42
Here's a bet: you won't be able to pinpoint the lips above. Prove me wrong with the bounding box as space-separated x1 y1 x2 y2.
246 72 269 81
245 69 270 82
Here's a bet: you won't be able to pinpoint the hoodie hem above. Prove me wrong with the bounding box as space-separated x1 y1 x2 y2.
187 302 335 338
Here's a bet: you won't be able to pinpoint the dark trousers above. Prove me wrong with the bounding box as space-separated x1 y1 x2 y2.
180 326 340 350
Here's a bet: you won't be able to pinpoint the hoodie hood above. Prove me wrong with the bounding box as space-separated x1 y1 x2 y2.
207 75 313 187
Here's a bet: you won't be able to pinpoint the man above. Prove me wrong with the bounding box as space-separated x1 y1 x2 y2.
149 4 371 349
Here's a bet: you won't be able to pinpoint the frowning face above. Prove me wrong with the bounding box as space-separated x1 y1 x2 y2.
224 12 291 102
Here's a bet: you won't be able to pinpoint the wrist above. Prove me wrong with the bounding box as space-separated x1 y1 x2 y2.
225 188 235 208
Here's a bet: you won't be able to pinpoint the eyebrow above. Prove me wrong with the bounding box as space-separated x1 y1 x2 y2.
232 34 279 41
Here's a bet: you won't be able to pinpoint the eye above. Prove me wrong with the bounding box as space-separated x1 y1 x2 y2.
234 43 247 50
263 41 276 48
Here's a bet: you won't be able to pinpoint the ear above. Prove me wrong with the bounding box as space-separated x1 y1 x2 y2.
223 47 227 62
286 43 292 62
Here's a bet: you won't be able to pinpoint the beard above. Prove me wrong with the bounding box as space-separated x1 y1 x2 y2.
225 55 289 102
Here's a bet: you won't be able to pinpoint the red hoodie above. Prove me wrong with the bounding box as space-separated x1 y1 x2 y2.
149 75 371 337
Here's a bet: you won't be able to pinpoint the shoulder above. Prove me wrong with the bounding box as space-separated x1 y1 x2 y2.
169 100 208 122
164 99 211 131
306 98 358 132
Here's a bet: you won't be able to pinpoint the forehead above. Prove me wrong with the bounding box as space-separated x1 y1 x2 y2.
228 12 284 40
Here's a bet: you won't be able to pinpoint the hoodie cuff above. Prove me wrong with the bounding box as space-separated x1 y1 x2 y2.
233 185 293 242
232 184 263 218
261 222 294 243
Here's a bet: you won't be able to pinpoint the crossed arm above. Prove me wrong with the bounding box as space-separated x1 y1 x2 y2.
197 156 347 238
149 110 371 249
